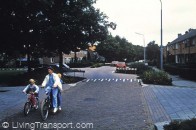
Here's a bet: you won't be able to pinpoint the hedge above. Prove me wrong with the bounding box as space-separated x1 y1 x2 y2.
141 70 172 85
164 64 196 80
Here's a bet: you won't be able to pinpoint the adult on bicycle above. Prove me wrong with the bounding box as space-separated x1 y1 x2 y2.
23 79 39 108
41 67 62 113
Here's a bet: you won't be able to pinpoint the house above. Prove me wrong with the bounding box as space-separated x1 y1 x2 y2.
166 29 196 64
41 43 105 65
63 50 88 63
41 50 88 65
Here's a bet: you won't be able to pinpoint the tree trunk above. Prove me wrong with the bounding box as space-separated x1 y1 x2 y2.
74 51 77 63
27 49 31 73
59 49 63 73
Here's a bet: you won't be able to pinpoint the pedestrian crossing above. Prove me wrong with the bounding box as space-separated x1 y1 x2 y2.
85 78 141 83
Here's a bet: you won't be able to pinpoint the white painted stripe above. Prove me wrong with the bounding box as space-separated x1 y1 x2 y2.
130 79 132 82
101 79 104 82
108 79 111 82
86 79 90 82
94 79 97 82
69 83 76 86
123 79 125 82
116 79 118 82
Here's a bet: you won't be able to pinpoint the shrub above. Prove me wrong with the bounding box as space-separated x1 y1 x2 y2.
91 63 104 68
68 62 93 68
141 70 172 85
2 67 85 86
164 118 196 130
164 64 196 80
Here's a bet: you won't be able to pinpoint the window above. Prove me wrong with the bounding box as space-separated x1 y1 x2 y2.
175 43 179 49
50 58 54 63
192 37 196 46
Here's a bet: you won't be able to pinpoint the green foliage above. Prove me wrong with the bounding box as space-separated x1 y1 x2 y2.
141 70 172 85
0 0 115 70
0 67 84 86
0 69 25 85
164 64 196 80
91 63 104 68
68 62 93 68
96 35 143 62
164 118 196 130
146 41 160 61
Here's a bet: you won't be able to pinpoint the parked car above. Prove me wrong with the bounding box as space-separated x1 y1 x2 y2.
116 62 126 68
50 63 70 72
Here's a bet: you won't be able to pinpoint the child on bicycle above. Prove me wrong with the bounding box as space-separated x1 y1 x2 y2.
23 79 39 108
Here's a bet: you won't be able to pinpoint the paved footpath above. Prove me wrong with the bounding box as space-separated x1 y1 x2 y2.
142 75 196 129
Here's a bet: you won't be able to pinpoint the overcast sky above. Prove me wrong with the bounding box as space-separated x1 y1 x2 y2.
94 0 196 46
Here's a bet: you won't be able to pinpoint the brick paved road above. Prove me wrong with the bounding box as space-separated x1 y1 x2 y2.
1 67 151 130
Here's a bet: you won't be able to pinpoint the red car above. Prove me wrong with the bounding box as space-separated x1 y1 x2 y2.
116 62 126 68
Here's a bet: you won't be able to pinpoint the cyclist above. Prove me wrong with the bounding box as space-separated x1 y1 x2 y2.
23 79 39 108
41 67 62 113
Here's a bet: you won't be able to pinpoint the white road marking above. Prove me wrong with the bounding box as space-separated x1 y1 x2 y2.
108 79 111 82
101 79 104 82
86 79 90 82
123 79 125 82
130 79 132 82
116 79 118 82
94 79 97 82
69 83 76 86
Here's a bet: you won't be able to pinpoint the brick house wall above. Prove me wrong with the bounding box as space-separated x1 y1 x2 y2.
166 29 196 64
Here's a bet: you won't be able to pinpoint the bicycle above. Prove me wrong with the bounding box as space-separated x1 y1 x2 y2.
23 92 39 116
40 92 52 121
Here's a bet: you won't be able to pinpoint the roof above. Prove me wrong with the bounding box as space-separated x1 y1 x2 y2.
169 29 196 45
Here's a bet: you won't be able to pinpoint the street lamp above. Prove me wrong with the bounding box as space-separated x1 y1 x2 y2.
159 0 163 70
135 32 146 63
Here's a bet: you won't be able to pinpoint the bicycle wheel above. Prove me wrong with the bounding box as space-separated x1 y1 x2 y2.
35 98 39 110
40 99 49 120
24 102 31 116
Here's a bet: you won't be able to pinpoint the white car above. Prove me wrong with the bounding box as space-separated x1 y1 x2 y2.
50 63 70 71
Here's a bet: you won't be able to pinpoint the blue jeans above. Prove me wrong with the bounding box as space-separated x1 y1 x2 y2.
45 87 59 108
58 91 62 107
51 88 59 108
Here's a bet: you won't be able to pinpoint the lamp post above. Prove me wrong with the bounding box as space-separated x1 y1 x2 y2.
159 0 163 70
135 32 146 63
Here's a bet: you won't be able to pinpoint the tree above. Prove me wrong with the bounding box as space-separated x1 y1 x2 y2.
146 41 160 65
0 0 45 71
0 0 115 71
96 35 140 62
41 0 114 70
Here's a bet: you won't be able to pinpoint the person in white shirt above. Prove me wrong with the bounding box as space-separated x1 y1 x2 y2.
41 67 62 113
